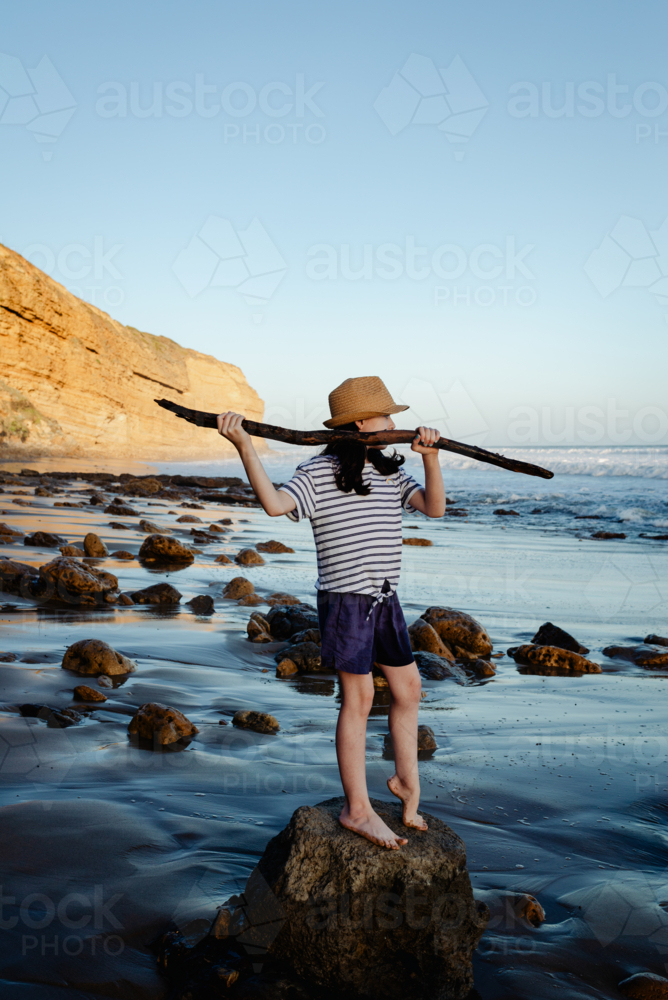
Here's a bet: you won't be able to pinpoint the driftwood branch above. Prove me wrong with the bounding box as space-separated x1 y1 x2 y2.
154 398 554 480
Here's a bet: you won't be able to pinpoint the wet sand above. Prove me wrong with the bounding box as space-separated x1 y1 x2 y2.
1 467 667 999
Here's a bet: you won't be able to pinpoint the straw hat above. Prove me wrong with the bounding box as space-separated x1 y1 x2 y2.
323 376 409 428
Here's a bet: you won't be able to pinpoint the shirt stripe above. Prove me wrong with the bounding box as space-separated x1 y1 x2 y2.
278 455 422 597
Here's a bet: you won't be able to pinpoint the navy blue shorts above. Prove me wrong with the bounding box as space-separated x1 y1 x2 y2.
316 588 415 675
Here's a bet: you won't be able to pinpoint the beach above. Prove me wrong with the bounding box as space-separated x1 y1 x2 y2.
1 447 667 999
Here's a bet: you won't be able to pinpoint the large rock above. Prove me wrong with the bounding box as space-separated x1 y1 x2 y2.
646 634 668 647
275 641 323 674
0 242 264 461
531 621 588 654
215 797 488 1000
256 540 294 553
232 710 279 734
603 644 668 669
0 558 37 595
105 503 138 516
138 534 194 564
235 547 265 566
223 576 254 599
187 594 214 615
83 532 108 557
128 702 198 745
618 973 668 998
408 619 455 660
247 612 272 643
130 582 182 604
24 530 67 548
265 603 319 640
414 651 467 682
122 477 164 496
73 684 107 702
509 644 601 674
420 607 493 661
62 638 136 675
38 557 119 604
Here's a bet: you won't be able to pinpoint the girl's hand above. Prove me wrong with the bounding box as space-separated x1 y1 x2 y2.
411 425 441 455
217 411 251 449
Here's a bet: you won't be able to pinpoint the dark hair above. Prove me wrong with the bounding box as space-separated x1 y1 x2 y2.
321 422 405 496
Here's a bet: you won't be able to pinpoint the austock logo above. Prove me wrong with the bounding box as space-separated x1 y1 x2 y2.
584 214 668 316
0 53 76 160
172 216 287 305
374 53 489 160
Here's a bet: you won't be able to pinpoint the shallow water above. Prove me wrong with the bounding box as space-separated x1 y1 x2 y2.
0 466 667 999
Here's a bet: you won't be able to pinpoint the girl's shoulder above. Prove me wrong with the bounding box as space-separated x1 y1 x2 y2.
294 454 337 476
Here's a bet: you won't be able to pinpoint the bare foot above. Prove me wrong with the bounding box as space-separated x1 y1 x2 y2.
387 775 428 831
339 804 408 850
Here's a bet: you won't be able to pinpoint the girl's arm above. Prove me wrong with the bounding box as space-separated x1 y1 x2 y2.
216 412 297 517
406 425 446 518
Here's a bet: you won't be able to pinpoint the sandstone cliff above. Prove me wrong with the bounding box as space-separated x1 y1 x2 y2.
0 243 263 460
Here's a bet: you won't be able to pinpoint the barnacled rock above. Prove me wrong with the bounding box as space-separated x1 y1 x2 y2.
408 619 455 660
235 548 265 566
62 638 136 675
73 684 107 702
232 710 279 734
130 582 182 604
414 651 468 683
603 644 668 669
256 540 295 553
138 534 194 564
275 641 323 674
420 607 493 661
187 594 215 615
83 532 108 557
24 530 67 548
128 702 198 745
509 644 601 674
38 557 119 604
219 796 488 1000
265 603 318 640
223 576 254 599
531 621 589 654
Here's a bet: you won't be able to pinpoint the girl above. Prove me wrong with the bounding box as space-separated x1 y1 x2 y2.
217 376 445 850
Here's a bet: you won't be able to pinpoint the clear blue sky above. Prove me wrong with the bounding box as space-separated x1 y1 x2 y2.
2 0 667 445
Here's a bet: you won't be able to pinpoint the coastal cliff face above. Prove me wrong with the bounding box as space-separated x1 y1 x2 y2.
0 243 263 460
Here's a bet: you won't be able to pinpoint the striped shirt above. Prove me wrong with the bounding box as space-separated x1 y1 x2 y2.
279 455 422 598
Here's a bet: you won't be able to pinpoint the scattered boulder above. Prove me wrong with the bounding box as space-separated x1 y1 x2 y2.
645 634 668 647
275 641 323 674
177 514 202 523
60 545 85 557
83 532 108 557
494 509 519 516
223 576 254 600
265 603 319 640
214 553 233 564
24 530 67 548
62 638 136 675
73 684 107 702
508 644 601 674
276 658 299 677
408 619 455 660
128 702 199 745
0 651 17 661
618 973 668 999
591 531 626 539
235 548 265 566
117 593 135 606
403 536 433 546
256 540 295 553
267 592 301 606
384 724 437 756
531 621 589 654
0 559 37 595
104 503 138 516
466 659 496 679
220 797 488 1000
130 582 182 604
0 522 23 540
111 550 135 560
473 888 545 929
420 607 493 661
122 477 164 497
89 493 108 505
414 651 468 682
139 519 168 534
109 521 130 530
38 557 119 604
602 644 668 669
247 613 272 642
289 627 321 646
138 534 194 565
237 593 265 606
232 710 279 734
187 595 215 615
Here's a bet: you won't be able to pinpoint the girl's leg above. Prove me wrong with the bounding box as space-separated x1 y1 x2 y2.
379 661 428 831
336 670 408 849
